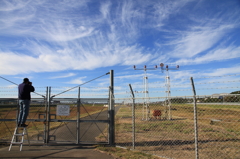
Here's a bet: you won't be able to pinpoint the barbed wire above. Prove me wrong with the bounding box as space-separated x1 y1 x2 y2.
51 86 109 89
0 89 108 93
1 85 239 96
195 86 240 90
149 85 191 88
0 91 48 93
194 80 240 85
0 87 47 89
117 85 240 94
194 73 240 79
158 74 240 82
51 90 109 93
0 91 17 92
115 92 132 95
56 94 109 97
115 79 240 90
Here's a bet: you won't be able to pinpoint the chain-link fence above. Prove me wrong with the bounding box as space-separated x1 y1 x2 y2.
114 74 240 159
1 73 240 158
0 86 47 143
0 71 114 145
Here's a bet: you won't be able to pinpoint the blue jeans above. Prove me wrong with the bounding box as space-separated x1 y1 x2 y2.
18 100 30 125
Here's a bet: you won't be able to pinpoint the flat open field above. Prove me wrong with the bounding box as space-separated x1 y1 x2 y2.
115 103 240 159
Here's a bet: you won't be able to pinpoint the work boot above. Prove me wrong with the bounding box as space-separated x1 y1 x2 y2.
20 124 28 127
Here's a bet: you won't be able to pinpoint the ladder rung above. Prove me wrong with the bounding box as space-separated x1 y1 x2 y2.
14 134 24 136
11 142 23 144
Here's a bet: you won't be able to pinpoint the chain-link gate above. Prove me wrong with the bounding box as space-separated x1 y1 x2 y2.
46 71 114 145
47 96 111 144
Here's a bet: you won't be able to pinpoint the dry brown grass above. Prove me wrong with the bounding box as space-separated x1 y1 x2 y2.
114 104 240 159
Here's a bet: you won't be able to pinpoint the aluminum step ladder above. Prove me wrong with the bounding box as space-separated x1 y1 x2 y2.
9 126 30 151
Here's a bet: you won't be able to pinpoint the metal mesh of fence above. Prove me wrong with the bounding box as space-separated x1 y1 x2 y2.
114 74 240 159
194 95 240 159
24 97 47 142
115 97 196 159
0 86 47 143
192 75 240 159
115 95 240 159
0 98 18 142
48 86 110 144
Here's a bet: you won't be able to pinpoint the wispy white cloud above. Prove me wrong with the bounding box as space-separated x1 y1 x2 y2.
0 0 239 79
175 44 240 65
49 73 76 79
201 65 240 77
41 21 95 42
154 0 240 63
0 52 44 75
13 76 34 82
67 76 87 84
152 0 194 28
0 0 156 75
0 0 31 12
169 24 236 58
115 74 144 80
100 1 111 20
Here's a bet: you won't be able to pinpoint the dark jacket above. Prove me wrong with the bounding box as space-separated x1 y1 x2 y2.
18 83 35 100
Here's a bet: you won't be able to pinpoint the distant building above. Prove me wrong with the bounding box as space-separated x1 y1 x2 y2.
211 93 229 98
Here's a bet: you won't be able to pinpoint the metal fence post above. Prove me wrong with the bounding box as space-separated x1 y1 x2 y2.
129 84 135 149
46 86 51 144
76 87 80 144
44 87 48 144
15 99 19 142
109 70 115 145
190 77 199 159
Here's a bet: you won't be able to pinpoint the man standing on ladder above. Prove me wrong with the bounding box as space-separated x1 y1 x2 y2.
18 78 35 127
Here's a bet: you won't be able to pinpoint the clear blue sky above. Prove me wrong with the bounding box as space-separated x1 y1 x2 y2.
0 0 240 98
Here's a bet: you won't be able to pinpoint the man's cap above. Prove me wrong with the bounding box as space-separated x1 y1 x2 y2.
23 78 29 82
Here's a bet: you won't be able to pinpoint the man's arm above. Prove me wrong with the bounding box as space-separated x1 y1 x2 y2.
30 86 35 92
28 83 35 92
